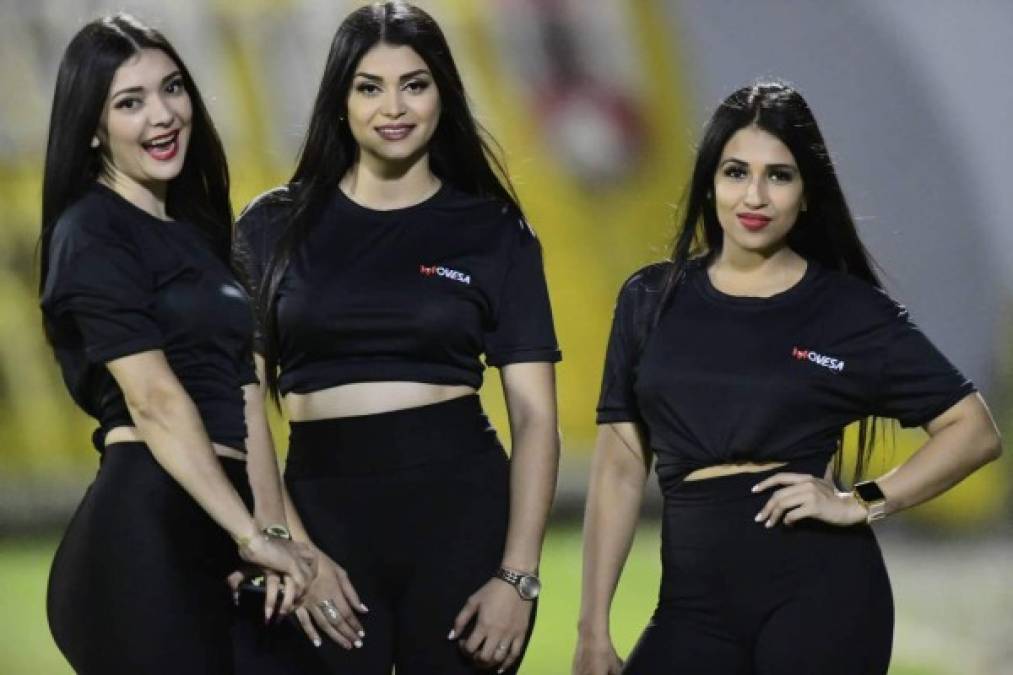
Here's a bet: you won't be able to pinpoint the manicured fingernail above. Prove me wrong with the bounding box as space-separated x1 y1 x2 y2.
448 630 456 640
360 603 369 612
354 640 363 648
313 638 322 648
751 485 760 492
754 512 763 522
358 630 366 638
765 519 773 528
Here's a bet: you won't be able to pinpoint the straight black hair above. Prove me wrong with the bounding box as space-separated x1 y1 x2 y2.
39 13 232 297
256 1 522 400
650 80 885 482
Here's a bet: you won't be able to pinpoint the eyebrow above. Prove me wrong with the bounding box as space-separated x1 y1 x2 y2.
353 69 431 82
721 157 798 171
111 70 182 99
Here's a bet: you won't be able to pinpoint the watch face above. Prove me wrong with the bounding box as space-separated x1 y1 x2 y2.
855 481 886 503
517 575 541 600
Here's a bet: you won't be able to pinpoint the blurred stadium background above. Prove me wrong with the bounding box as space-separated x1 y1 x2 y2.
1 1 1010 673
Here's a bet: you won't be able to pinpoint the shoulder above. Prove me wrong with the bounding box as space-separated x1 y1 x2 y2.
433 184 537 241
818 266 905 324
236 185 293 237
616 261 672 303
50 187 128 254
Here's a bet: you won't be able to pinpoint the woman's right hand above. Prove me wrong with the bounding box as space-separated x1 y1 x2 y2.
238 534 316 617
572 634 623 675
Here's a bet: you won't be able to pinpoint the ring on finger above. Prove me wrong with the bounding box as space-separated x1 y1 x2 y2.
495 641 509 653
317 599 340 622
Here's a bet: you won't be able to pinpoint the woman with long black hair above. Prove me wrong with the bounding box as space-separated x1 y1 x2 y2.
39 14 313 674
573 81 1001 675
234 2 560 674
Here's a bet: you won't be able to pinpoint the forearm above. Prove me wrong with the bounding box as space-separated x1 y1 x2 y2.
501 416 560 573
242 383 286 527
577 446 646 638
877 399 1001 516
127 390 256 542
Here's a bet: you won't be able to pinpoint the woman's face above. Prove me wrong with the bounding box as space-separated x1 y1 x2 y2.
713 125 805 256
96 48 192 188
346 42 441 169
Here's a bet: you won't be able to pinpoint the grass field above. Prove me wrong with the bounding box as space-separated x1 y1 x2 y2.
0 526 979 674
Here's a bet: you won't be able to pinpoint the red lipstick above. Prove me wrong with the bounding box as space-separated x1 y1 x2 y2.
737 212 772 232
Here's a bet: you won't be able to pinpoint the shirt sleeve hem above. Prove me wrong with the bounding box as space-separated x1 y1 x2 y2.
86 337 164 365
897 382 978 428
486 348 562 367
596 409 640 425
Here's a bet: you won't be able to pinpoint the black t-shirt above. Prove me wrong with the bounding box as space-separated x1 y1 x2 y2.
41 184 257 451
597 260 975 487
235 182 561 395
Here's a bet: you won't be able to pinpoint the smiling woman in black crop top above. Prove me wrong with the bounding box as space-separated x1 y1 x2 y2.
574 82 1001 675
231 4 560 675
38 15 311 675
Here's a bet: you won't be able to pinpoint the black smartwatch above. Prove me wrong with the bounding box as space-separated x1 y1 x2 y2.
494 567 541 601
852 480 887 523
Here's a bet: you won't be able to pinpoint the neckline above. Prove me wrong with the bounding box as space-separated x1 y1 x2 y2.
333 180 449 217
693 260 822 308
93 182 176 225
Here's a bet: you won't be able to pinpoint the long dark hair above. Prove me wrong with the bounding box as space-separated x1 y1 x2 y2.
39 13 232 296
257 1 521 400
653 80 884 481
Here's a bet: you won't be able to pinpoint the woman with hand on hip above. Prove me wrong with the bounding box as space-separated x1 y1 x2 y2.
40 14 313 674
234 3 560 674
573 81 1001 675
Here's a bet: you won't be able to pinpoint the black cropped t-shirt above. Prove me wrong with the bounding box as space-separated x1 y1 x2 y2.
235 183 561 395
41 184 257 451
597 260 975 488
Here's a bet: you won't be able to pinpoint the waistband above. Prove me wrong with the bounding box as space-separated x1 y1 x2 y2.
103 439 247 462
663 455 830 507
286 394 503 477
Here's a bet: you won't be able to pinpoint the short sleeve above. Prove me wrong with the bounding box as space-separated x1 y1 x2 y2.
483 219 562 367
595 278 642 425
43 214 163 364
873 302 976 427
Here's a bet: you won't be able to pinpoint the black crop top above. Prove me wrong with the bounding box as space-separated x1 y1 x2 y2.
597 260 976 489
235 182 561 394
41 184 257 451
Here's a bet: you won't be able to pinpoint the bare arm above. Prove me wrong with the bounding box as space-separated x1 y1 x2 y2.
106 350 312 599
499 361 561 573
575 423 651 655
876 393 1001 515
756 393 1002 527
242 376 286 528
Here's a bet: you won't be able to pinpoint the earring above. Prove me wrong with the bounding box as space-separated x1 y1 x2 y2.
90 136 100 149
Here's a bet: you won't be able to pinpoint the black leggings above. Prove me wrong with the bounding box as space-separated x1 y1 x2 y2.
233 395 532 675
47 443 251 674
623 459 894 675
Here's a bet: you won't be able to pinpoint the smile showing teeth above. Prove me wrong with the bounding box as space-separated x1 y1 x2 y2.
376 125 414 141
142 130 180 161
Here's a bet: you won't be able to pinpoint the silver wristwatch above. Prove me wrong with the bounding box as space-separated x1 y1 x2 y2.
494 567 541 601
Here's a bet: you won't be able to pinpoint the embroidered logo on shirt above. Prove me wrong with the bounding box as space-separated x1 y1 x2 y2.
420 264 471 285
792 346 845 372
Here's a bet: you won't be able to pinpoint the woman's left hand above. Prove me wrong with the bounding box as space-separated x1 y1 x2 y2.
450 577 532 674
752 472 868 527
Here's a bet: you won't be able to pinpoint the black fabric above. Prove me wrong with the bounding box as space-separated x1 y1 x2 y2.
234 183 560 395
597 260 975 488
47 443 252 674
232 396 535 675
622 461 893 675
41 184 257 450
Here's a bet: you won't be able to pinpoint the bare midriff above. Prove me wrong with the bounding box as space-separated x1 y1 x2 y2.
284 381 478 421
683 461 788 482
103 426 247 460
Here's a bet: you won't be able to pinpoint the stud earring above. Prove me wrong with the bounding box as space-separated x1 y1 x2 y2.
90 136 100 149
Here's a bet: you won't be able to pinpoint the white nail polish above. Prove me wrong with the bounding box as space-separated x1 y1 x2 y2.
354 640 363 648
313 639 322 648
448 630 456 640
754 513 763 522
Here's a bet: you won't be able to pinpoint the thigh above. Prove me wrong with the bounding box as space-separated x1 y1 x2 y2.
394 452 523 675
754 525 893 675
48 446 239 674
622 609 750 675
